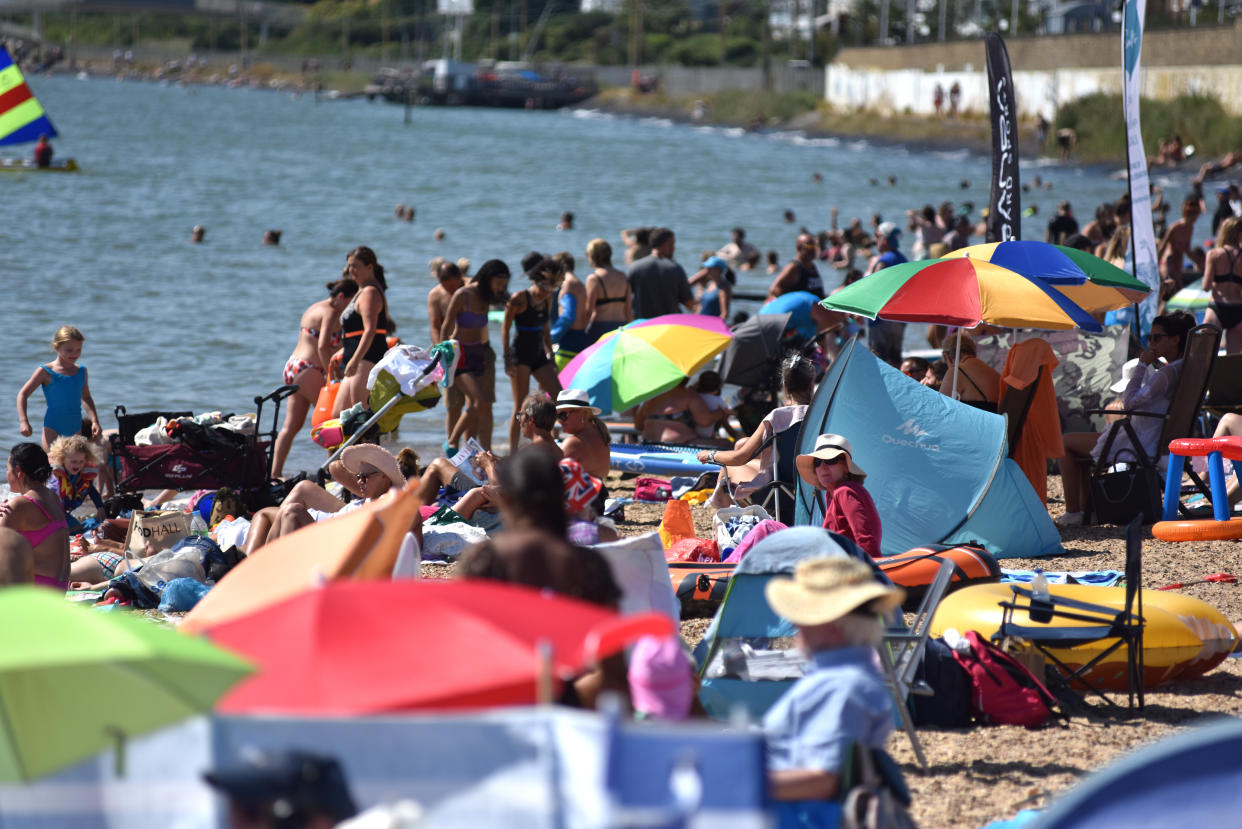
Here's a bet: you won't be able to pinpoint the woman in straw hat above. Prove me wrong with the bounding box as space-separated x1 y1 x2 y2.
796 434 882 558
245 444 406 554
763 556 906 802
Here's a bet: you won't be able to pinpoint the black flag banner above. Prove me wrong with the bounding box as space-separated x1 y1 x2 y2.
985 32 1020 242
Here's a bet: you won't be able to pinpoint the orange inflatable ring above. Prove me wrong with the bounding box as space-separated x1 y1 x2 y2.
1152 518 1242 542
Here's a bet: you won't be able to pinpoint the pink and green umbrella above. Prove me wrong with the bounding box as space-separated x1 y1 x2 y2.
558 314 732 414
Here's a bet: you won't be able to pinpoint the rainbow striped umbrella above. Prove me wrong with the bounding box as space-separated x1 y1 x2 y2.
822 256 1103 332
558 314 732 414
942 241 1150 313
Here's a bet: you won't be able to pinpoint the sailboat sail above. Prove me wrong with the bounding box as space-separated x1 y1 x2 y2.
0 47 59 146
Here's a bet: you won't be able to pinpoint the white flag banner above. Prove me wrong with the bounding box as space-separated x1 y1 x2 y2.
1122 0 1159 339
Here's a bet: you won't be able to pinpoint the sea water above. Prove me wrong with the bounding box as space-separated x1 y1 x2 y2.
1 74 1163 475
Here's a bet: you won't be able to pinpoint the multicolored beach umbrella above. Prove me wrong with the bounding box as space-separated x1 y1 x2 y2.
942 241 1151 313
0 47 58 146
559 314 732 414
821 256 1103 332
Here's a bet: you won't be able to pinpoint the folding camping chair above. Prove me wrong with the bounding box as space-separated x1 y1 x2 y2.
997 517 1145 710
717 421 803 525
1085 325 1220 524
1202 353 1242 434
876 558 956 769
603 710 768 827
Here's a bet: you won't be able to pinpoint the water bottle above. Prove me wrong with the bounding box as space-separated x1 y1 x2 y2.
1030 568 1053 623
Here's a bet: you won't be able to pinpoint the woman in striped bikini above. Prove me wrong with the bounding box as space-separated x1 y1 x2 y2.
272 278 357 479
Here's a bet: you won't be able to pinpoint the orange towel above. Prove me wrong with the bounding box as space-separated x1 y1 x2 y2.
1001 338 1064 505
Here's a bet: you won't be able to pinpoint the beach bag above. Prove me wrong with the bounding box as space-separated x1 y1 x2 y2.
951 631 1055 727
908 639 972 728
123 510 192 556
666 537 719 563
657 499 696 551
840 746 917 829
634 477 673 502
712 504 772 553
1090 456 1162 525
312 380 341 429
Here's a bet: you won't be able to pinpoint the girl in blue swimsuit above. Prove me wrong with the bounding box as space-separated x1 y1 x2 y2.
16 325 102 450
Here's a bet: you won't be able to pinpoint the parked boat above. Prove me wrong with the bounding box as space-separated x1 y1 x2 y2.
365 59 597 110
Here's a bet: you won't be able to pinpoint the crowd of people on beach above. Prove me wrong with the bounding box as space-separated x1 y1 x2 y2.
7 145 1242 824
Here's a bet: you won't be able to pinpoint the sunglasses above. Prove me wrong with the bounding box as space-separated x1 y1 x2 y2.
814 456 846 468
556 411 574 421
355 470 382 485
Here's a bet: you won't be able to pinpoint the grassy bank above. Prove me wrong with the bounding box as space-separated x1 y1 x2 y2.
590 87 996 155
1054 93 1242 164
590 87 1242 167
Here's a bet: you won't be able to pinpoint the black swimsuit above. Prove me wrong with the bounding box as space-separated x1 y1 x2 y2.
1210 249 1242 330
341 293 392 365
586 278 627 341
512 289 553 371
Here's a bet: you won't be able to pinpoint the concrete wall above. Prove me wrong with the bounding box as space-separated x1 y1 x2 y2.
825 63 1242 119
834 19 1242 71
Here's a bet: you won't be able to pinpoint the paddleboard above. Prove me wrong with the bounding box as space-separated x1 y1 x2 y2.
610 443 717 477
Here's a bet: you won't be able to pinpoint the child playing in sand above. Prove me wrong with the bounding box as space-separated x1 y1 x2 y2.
17 326 102 450
48 435 106 532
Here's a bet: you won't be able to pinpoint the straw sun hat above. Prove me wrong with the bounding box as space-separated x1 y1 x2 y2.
795 433 866 489
340 444 406 488
765 557 905 627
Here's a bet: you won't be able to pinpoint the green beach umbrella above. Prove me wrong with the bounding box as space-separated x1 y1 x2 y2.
0 587 252 781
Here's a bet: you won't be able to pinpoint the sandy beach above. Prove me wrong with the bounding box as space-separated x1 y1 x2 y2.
576 471 1242 828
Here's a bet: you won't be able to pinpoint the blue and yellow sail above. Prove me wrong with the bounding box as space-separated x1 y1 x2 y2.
0 47 58 146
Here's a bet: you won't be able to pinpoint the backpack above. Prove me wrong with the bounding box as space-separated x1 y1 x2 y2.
634 477 672 502
908 638 973 728
950 631 1056 727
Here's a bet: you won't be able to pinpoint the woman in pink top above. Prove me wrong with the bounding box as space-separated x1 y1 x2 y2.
795 433 883 558
0 443 70 589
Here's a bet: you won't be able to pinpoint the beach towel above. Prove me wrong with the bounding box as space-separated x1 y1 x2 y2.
1001 338 1064 505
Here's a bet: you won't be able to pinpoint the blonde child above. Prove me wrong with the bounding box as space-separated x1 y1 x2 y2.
47 435 106 531
17 326 102 449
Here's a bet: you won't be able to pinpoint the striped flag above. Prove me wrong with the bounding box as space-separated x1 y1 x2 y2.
0 47 58 146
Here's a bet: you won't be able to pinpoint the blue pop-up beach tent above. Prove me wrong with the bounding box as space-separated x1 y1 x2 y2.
794 340 1063 559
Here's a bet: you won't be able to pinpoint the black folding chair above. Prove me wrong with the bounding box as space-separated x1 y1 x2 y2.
1085 325 1220 524
998 365 1043 459
996 517 1145 710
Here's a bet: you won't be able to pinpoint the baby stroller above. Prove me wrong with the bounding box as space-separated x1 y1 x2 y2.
315 342 454 479
109 385 298 509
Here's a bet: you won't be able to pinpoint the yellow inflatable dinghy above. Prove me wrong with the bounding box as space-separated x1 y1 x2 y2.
930 582 1237 690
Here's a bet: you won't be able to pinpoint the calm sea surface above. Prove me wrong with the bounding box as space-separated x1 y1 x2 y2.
2 74 1165 476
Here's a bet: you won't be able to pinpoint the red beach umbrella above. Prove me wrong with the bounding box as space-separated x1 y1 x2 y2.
204 579 672 714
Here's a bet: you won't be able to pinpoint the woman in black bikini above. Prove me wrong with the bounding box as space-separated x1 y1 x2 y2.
1204 217 1242 354
334 246 394 417
445 259 510 452
503 257 563 451
584 238 633 343
939 332 1001 412
273 279 358 479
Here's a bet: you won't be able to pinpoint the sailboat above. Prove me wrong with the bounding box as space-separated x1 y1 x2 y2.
0 46 78 172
